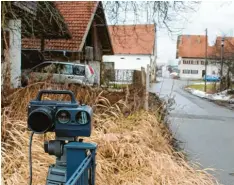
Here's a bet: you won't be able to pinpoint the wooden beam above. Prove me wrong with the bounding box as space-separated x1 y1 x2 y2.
40 37 45 52
102 49 111 52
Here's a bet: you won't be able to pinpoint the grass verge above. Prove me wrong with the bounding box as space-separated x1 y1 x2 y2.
187 83 219 94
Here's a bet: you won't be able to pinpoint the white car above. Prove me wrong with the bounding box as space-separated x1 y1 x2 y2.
170 72 180 79
21 61 97 87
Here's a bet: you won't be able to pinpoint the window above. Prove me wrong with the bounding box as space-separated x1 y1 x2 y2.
182 69 190 74
183 60 194 65
202 70 205 77
57 64 73 75
191 70 198 74
33 63 56 73
201 61 205 65
183 69 198 74
73 65 85 76
183 60 201 65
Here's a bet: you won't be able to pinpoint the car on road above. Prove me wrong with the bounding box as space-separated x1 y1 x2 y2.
170 72 180 79
21 61 97 87
203 75 220 82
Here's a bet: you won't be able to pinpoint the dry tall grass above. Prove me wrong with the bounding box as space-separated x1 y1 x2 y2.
1 83 219 185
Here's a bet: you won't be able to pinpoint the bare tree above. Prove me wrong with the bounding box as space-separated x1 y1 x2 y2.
103 1 200 34
1 1 70 38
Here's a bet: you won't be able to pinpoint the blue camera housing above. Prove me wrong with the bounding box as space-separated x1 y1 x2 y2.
27 90 93 137
55 105 93 137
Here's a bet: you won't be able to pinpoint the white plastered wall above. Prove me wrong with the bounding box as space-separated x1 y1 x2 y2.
8 19 22 88
178 58 219 79
103 55 151 70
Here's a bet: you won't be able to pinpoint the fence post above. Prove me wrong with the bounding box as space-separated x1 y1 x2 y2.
144 64 150 111
141 67 146 86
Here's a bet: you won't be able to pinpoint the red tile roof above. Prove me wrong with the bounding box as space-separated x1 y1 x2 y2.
177 35 214 58
22 1 99 51
108 25 155 55
177 35 234 59
213 37 234 58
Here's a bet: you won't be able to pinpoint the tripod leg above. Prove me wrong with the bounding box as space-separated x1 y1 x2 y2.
45 141 67 185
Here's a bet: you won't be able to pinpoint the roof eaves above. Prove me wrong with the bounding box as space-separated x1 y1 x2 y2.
115 53 152 55
100 2 114 54
22 48 81 53
78 1 100 52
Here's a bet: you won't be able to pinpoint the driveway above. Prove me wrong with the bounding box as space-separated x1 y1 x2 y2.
150 78 234 185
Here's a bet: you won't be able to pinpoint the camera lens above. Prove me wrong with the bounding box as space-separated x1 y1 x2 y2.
56 110 70 124
28 107 53 133
76 111 89 124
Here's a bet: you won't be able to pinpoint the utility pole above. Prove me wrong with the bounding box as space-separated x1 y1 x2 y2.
220 37 224 91
204 28 208 93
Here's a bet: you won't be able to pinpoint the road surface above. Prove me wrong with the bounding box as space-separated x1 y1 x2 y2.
150 78 234 185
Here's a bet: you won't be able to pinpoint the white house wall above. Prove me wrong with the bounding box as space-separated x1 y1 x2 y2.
103 55 151 70
178 58 219 79
8 19 21 88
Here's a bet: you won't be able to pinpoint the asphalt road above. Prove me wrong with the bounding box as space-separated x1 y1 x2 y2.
150 78 234 185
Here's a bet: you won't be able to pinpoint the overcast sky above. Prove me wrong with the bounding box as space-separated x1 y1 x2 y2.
157 1 234 64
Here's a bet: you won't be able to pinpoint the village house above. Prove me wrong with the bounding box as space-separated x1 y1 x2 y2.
22 1 113 85
176 35 218 80
103 24 157 82
176 35 234 80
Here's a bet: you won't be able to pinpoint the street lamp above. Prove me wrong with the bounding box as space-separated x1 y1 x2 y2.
220 37 224 91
